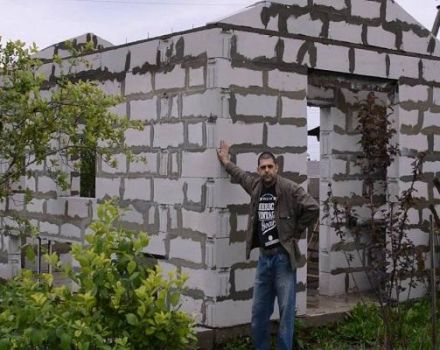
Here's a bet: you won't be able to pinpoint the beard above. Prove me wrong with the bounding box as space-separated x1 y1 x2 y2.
262 174 276 185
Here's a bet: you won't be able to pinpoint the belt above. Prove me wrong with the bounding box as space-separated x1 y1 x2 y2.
260 245 288 256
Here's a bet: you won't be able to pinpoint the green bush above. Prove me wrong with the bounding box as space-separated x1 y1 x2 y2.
0 202 196 350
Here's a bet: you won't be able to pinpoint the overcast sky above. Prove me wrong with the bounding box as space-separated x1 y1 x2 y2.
0 0 439 49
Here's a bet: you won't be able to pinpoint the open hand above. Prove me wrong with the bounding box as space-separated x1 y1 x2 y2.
217 140 230 166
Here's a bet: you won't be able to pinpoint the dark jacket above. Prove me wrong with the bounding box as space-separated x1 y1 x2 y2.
225 162 319 270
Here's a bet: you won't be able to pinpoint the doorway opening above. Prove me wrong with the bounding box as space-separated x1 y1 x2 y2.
306 106 321 307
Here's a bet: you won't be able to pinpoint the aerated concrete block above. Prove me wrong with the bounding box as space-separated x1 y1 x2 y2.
316 44 350 73
155 66 186 90
399 134 428 152
169 237 203 264
385 0 420 25
187 122 205 146
37 176 58 194
181 90 220 118
215 118 264 145
399 85 429 104
368 26 396 50
388 54 420 79
129 98 157 121
266 124 307 148
40 221 60 235
286 13 322 37
423 59 440 83
330 180 363 197
237 214 249 232
181 267 228 297
26 199 45 214
124 178 151 201
433 88 440 106
274 0 308 5
101 46 129 73
125 126 151 147
434 135 440 152
210 180 250 208
183 29 224 58
268 70 307 92
96 178 121 199
153 123 184 148
351 0 381 19
183 178 205 203
182 150 221 178
235 32 279 59
125 72 152 95
355 49 387 78
314 0 346 10
46 198 66 216
66 198 92 219
60 223 82 240
402 31 430 55
283 38 307 63
282 96 307 119
143 232 167 256
180 295 204 323
128 41 157 70
329 250 364 271
182 209 229 238
319 271 346 296
236 153 259 173
189 67 205 87
215 61 263 88
235 94 278 117
214 239 247 268
205 299 253 328
407 228 429 247
154 178 184 205
331 133 361 153
328 21 363 44
282 153 307 175
423 161 440 175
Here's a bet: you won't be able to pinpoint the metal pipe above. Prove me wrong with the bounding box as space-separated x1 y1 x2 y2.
432 5 440 37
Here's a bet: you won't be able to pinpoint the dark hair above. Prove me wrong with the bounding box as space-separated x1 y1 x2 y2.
258 151 277 166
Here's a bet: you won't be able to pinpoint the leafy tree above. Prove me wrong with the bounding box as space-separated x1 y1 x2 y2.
0 38 139 201
0 37 143 273
0 201 196 349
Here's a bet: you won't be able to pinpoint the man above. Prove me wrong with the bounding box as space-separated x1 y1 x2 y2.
217 140 319 350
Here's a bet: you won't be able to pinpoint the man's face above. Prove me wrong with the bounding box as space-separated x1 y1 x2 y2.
257 158 278 185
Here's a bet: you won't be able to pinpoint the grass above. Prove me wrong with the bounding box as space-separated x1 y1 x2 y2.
217 298 438 350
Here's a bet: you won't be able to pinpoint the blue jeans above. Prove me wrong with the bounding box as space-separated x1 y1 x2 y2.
251 252 297 350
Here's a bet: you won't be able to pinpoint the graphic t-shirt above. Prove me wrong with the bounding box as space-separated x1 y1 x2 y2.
257 185 280 248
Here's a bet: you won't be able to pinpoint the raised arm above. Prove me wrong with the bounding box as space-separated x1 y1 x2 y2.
216 140 256 195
